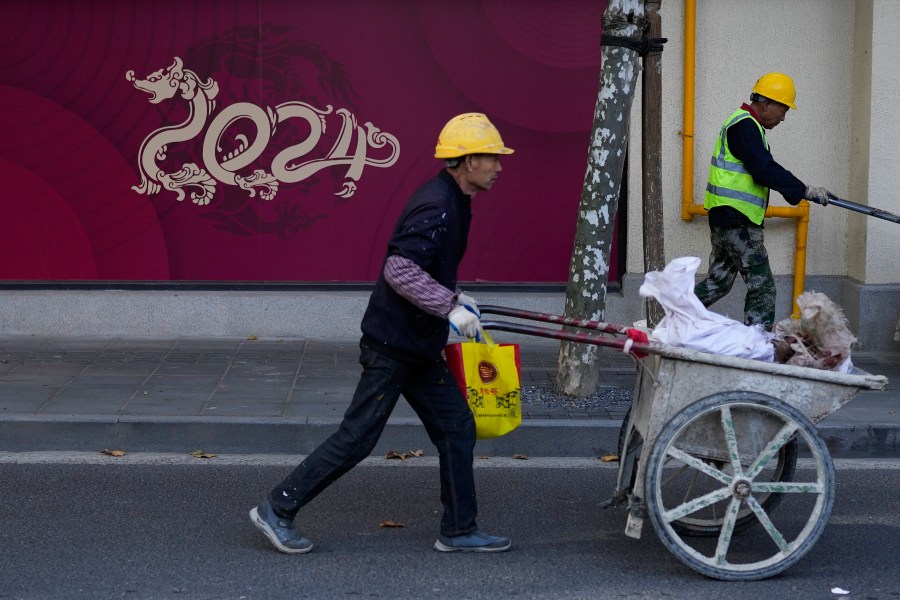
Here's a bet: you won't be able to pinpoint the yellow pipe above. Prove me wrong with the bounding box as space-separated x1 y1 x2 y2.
789 202 810 318
679 0 807 317
680 0 696 222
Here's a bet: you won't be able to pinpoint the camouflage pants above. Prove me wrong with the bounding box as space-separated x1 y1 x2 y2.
693 224 776 329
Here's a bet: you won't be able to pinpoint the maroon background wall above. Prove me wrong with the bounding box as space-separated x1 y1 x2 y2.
0 0 615 283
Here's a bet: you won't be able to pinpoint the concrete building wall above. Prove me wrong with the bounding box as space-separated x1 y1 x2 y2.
865 0 900 284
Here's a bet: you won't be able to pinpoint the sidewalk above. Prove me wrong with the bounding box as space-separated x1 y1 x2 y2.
0 335 898 458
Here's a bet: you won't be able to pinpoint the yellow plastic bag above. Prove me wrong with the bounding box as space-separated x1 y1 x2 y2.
445 332 521 439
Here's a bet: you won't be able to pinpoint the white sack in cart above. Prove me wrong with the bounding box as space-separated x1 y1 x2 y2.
639 257 774 362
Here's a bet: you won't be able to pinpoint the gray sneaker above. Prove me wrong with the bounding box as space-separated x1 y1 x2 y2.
249 500 313 554
434 530 511 553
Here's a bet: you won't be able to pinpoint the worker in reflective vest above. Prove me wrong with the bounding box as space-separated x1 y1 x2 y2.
694 72 832 330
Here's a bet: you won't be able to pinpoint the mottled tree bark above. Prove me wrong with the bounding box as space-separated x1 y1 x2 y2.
555 0 644 396
642 0 665 327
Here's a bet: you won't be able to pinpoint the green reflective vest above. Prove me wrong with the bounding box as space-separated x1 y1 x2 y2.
704 109 769 225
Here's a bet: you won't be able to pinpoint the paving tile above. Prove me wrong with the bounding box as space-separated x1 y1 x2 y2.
225 364 297 377
201 403 285 417
0 373 77 386
0 383 58 400
195 353 237 365
287 386 357 401
6 364 86 377
39 396 128 414
172 339 244 351
120 397 207 416
48 386 135 401
0 337 50 353
210 387 292 402
0 397 52 412
304 341 360 353
284 402 347 418
69 374 149 387
131 387 213 403
45 337 114 350
80 363 159 376
153 362 227 376
297 365 362 378
144 374 222 388
107 338 180 351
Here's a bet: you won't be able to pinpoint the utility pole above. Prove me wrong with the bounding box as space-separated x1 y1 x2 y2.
555 0 645 396
642 0 665 327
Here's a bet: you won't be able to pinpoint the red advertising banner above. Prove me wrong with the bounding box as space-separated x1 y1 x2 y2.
0 0 614 283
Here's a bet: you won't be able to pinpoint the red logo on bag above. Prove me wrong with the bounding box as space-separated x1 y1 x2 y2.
477 361 498 383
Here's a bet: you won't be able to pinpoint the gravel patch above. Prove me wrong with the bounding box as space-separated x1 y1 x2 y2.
521 384 633 411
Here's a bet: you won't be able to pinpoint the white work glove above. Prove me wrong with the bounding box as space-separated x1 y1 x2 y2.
448 305 483 341
805 185 830 206
456 291 480 316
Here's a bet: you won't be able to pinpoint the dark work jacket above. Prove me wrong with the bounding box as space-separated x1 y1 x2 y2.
360 169 471 364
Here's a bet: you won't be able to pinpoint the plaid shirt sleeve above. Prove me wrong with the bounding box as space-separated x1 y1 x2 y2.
383 254 456 318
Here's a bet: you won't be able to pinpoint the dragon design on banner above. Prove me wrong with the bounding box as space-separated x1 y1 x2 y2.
126 56 399 206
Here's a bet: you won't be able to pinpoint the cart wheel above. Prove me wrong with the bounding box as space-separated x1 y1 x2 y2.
645 392 834 581
619 404 798 537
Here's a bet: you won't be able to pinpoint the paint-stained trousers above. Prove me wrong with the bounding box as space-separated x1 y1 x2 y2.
268 342 479 537
694 223 776 330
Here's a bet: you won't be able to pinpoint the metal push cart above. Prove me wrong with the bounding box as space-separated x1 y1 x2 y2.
479 305 888 581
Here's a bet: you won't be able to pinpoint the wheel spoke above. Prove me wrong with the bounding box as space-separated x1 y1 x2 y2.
752 482 824 494
663 486 733 522
719 406 744 477
745 494 790 552
666 447 732 485
746 422 799 480
714 497 741 565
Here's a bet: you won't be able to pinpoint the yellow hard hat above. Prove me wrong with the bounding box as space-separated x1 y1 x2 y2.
434 113 514 159
752 72 797 110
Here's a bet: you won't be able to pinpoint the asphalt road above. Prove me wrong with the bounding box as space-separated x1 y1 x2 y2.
1 455 898 600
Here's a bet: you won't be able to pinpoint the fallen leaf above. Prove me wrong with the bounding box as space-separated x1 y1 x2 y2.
601 454 619 463
190 450 216 459
385 449 425 460
477 456 490 460
247 335 258 341
101 449 126 457
512 454 529 460
378 520 405 528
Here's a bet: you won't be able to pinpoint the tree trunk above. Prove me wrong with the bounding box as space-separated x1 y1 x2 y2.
642 0 665 327
555 0 644 396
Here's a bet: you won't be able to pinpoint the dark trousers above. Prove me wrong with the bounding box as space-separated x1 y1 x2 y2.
269 342 479 537
694 224 776 329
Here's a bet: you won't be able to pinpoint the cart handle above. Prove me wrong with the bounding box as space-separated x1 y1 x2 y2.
481 319 657 356
479 304 635 335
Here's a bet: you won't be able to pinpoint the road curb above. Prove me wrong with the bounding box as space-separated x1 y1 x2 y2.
2 416 897 458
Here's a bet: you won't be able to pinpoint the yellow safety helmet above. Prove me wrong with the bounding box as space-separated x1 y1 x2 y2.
752 72 797 110
434 113 514 159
